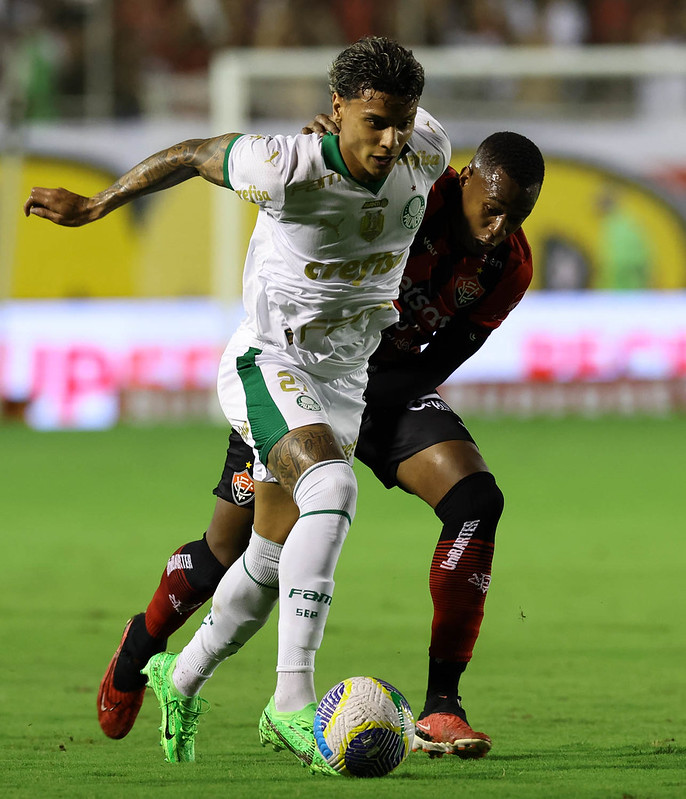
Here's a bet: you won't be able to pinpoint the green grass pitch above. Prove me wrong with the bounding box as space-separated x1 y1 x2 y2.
2 417 685 798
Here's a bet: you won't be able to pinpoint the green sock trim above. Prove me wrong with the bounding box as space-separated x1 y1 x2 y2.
242 553 279 590
299 508 352 525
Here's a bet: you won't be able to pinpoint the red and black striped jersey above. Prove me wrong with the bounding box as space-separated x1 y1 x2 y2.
383 165 532 357
365 166 533 405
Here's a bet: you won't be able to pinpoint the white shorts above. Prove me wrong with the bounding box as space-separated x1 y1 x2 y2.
217 330 367 483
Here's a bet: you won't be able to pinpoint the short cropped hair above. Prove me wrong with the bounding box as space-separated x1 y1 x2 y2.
474 132 545 188
328 37 425 102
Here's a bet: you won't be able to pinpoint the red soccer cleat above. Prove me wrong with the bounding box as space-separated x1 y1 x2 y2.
413 712 492 759
97 616 147 739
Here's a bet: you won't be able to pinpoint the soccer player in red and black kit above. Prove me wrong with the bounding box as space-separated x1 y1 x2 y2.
97 131 544 759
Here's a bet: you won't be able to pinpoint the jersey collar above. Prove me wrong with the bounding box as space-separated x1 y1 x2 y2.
321 133 388 194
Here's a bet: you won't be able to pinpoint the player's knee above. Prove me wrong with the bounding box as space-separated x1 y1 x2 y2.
174 536 228 594
293 459 358 523
243 531 281 589
434 471 504 543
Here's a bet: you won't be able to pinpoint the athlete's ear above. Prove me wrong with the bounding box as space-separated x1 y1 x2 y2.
331 92 344 124
459 164 473 187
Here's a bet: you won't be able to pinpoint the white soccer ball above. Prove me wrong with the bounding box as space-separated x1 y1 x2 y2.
313 676 415 778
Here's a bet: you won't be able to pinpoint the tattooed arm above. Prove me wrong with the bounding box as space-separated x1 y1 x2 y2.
23 133 240 227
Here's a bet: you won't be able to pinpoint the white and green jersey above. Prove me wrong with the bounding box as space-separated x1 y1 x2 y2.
223 107 450 378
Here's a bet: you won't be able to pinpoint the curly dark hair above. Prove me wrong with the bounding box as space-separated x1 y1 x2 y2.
328 37 425 102
474 132 545 188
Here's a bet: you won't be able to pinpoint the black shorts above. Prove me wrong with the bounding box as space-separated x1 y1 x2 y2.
355 392 475 489
213 429 256 506
214 391 474 504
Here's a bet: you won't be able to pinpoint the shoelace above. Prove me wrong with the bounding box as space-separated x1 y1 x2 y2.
170 697 210 741
291 716 314 736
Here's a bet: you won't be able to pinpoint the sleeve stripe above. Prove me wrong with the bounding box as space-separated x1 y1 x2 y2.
223 135 242 190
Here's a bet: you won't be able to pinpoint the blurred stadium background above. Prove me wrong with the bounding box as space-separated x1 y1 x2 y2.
2 0 686 430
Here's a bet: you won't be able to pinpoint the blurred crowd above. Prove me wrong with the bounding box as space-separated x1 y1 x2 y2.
2 0 686 119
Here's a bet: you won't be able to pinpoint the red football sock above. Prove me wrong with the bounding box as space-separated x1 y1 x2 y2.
144 535 227 640
429 537 495 660
427 473 503 662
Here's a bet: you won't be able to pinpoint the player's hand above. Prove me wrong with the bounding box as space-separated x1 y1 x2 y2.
301 114 340 136
23 187 96 227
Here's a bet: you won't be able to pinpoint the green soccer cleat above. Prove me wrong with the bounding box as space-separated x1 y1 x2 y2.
141 652 208 763
258 696 339 776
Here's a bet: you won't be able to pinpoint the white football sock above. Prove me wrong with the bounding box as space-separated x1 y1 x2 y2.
273 671 317 713
173 529 281 696
274 459 357 711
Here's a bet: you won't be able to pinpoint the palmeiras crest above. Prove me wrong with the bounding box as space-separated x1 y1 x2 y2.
231 469 255 506
360 209 385 241
454 275 485 306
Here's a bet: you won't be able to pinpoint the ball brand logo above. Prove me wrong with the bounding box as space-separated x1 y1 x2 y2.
288 588 333 604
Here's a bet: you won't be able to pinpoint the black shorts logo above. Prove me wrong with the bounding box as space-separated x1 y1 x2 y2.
231 469 254 505
407 397 451 413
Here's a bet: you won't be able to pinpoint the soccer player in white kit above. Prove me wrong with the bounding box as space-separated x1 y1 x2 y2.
24 37 450 771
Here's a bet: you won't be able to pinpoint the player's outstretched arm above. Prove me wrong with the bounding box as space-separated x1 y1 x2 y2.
23 132 240 227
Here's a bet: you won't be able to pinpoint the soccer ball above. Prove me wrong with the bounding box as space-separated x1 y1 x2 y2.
313 676 415 778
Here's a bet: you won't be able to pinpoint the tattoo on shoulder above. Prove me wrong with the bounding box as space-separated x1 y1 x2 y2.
267 425 344 494
188 134 239 184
